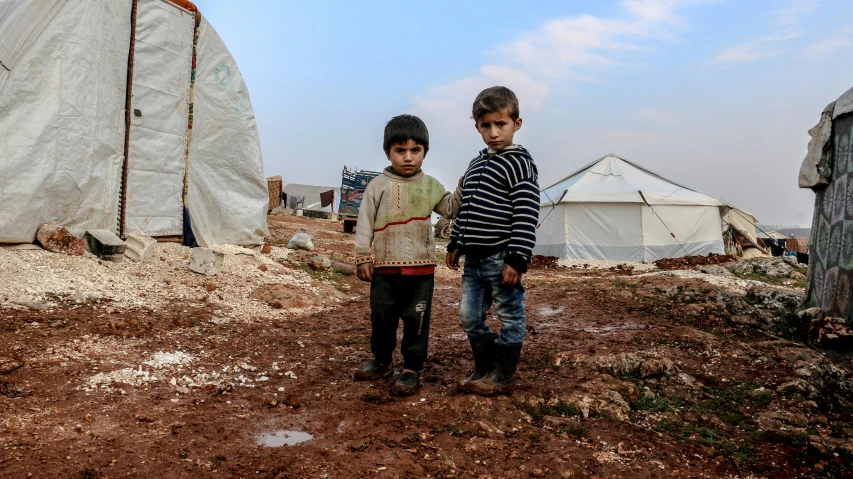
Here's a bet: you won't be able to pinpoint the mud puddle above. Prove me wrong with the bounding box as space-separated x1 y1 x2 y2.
256 430 314 447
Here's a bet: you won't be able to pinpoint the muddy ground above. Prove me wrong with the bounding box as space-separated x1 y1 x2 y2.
1 215 852 478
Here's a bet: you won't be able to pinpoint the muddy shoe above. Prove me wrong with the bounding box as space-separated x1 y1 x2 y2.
466 343 522 397
390 371 420 396
458 334 497 392
353 360 392 381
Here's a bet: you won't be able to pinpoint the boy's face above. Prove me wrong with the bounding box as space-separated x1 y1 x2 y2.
475 109 522 151
386 139 426 177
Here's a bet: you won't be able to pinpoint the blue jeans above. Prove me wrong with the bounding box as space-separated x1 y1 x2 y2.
459 251 526 345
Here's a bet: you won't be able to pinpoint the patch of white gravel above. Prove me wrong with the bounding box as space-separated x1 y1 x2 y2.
81 350 285 395
0 243 338 320
143 351 196 369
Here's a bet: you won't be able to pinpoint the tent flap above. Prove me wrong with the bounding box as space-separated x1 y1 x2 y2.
185 15 269 247
124 0 195 237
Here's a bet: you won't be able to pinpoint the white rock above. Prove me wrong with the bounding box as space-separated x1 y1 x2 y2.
124 233 157 262
188 248 224 276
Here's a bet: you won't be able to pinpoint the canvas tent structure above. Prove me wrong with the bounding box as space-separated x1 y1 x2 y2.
535 154 730 263
0 0 269 247
282 184 340 214
721 205 759 245
799 85 853 321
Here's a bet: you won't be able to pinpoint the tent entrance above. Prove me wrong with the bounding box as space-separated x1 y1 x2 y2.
120 0 195 238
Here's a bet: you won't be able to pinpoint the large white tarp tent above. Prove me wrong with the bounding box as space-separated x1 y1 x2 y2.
535 154 726 263
0 0 268 247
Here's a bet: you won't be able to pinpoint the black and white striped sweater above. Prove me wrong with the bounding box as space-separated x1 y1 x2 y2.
448 145 539 273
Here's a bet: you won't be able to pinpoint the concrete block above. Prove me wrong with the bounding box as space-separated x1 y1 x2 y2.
189 248 224 276
125 233 157 262
36 224 85 256
83 229 126 262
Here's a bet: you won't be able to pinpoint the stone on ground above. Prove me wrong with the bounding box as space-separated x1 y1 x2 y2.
84 230 126 262
189 248 224 276
124 233 157 262
35 224 85 256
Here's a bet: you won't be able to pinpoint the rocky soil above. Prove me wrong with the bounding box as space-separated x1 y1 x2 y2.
1 214 851 478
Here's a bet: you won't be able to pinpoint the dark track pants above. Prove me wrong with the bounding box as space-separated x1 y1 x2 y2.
369 274 434 371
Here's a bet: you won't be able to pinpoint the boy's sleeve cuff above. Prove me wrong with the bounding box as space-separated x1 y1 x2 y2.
447 239 458 253
504 252 529 274
355 256 374 265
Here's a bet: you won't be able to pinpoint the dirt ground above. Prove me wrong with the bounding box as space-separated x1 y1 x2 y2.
1 215 852 478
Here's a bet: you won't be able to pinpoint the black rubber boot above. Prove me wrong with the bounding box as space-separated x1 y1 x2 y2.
390 371 420 396
457 334 497 392
466 343 522 397
353 359 392 381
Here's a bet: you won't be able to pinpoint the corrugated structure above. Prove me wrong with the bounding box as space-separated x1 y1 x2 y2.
0 0 268 247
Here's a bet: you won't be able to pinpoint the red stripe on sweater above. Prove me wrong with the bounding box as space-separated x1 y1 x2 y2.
373 215 431 232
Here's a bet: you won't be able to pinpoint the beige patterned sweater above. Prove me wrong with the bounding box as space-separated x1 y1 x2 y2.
355 167 459 267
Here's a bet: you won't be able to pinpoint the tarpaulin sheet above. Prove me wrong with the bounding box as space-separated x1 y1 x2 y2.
185 16 269 247
124 0 194 237
0 0 130 242
805 112 853 321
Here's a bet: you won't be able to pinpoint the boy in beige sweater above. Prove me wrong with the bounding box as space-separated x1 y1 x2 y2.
353 114 459 396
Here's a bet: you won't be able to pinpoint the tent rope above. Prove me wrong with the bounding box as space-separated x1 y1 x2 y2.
638 190 691 257
537 189 566 229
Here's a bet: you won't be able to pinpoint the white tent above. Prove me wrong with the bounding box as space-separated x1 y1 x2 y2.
535 154 726 263
283 184 340 213
0 0 268 247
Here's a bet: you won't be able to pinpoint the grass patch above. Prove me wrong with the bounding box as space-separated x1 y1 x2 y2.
630 395 674 412
728 269 807 289
521 400 582 421
526 349 561 371
556 423 589 437
655 420 720 443
688 381 773 429
656 419 761 464
719 438 759 463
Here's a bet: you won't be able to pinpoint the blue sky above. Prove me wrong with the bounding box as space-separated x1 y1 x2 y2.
194 0 853 227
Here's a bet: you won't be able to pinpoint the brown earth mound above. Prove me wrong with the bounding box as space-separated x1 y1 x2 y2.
654 253 738 270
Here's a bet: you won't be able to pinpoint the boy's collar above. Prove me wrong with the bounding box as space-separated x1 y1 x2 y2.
487 144 519 155
383 166 424 181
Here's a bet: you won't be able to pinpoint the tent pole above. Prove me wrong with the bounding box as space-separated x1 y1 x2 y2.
119 0 139 238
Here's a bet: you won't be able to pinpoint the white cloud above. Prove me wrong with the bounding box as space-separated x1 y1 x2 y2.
707 0 819 67
772 0 818 27
569 128 670 148
632 108 681 125
707 29 802 66
410 65 549 133
800 26 853 60
414 0 711 124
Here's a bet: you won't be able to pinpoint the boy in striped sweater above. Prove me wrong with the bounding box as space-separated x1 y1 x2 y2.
446 86 539 396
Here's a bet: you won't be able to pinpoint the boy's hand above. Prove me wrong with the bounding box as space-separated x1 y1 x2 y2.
356 263 374 282
445 251 460 270
502 264 520 286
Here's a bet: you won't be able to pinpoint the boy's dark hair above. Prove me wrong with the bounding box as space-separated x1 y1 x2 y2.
384 114 429 155
472 86 519 121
